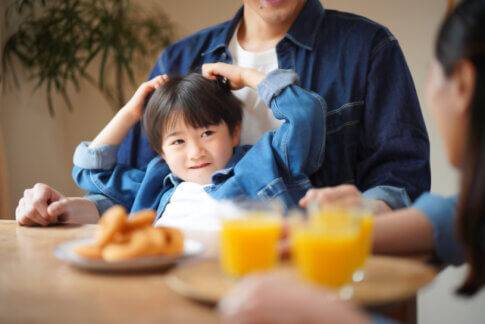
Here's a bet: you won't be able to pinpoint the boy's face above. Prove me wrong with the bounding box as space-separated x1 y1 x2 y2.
161 118 241 185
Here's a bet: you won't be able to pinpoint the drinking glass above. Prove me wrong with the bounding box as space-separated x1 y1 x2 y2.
292 203 361 299
219 199 283 277
352 202 375 282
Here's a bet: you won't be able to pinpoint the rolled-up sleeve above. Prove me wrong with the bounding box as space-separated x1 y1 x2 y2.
363 185 411 210
73 141 119 170
257 69 300 106
412 193 465 266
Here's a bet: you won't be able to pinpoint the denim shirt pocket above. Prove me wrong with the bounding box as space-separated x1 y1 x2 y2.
312 100 364 187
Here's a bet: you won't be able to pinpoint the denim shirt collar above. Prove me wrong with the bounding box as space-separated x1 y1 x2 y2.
284 0 325 51
201 0 325 56
162 146 249 187
201 8 242 57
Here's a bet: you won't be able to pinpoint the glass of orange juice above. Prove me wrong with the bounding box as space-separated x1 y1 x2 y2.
219 200 283 277
292 204 361 299
352 203 375 282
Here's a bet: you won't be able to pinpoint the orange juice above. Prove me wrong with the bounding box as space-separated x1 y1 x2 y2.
220 215 282 277
355 213 375 268
310 207 353 229
291 226 360 288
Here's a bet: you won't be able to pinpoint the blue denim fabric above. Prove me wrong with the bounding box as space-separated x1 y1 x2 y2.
101 0 430 211
413 193 465 266
371 314 400 324
73 70 326 220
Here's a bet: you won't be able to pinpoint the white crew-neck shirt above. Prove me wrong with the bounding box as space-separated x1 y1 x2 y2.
158 27 280 231
227 25 281 145
155 182 222 231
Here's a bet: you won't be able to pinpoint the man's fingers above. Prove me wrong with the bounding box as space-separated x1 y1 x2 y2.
16 199 35 226
300 185 363 208
47 198 71 223
25 204 49 226
299 189 317 207
31 183 58 220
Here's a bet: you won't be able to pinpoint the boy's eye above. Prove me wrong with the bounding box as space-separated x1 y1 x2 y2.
171 139 184 145
202 130 214 137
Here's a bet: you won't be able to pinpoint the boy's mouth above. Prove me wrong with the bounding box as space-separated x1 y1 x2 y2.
189 163 211 169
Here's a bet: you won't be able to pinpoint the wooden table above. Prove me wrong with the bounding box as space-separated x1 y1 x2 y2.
0 220 219 323
0 220 433 324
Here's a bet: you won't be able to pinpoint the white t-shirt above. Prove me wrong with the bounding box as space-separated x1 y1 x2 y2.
227 25 281 145
155 182 222 231
159 27 279 230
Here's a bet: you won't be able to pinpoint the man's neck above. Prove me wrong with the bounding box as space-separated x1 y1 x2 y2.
238 3 304 52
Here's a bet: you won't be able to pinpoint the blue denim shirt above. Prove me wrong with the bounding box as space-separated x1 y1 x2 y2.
413 193 465 266
73 70 326 220
89 0 430 215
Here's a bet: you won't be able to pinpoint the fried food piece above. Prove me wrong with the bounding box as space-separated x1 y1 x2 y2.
74 206 184 261
102 230 151 262
124 209 156 232
144 227 167 254
95 205 127 247
158 226 184 254
74 244 103 259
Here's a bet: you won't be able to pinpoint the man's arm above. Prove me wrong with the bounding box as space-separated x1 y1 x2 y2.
16 183 100 226
357 34 430 207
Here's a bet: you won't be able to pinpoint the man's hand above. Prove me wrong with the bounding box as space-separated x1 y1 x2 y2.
299 184 391 214
202 63 265 90
16 183 65 226
16 183 100 226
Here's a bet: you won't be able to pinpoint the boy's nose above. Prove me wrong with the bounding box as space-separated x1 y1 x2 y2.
188 142 206 160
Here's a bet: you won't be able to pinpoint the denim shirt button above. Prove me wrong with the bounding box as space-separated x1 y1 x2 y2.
221 52 227 60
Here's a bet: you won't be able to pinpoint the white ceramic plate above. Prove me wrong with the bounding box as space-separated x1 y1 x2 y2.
54 237 204 272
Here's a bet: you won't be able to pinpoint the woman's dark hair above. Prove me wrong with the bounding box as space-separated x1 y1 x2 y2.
142 73 242 154
436 0 485 295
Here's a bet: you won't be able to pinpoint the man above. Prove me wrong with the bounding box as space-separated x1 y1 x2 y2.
16 0 429 225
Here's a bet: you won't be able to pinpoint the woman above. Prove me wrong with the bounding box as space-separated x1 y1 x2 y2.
219 0 485 322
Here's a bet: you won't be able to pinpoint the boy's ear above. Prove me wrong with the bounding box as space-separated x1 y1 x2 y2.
231 123 242 147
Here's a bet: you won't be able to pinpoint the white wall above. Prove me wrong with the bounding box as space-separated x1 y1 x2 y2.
1 0 484 322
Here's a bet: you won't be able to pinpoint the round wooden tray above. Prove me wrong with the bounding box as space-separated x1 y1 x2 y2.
165 256 436 307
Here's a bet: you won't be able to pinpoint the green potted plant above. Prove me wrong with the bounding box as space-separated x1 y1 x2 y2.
1 0 173 115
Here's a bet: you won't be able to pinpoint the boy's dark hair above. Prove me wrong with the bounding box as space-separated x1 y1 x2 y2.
142 73 243 154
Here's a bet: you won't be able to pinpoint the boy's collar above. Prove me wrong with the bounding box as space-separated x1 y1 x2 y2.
210 145 249 184
163 173 183 188
162 146 249 187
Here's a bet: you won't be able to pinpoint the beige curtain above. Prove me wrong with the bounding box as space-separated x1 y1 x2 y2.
0 125 12 219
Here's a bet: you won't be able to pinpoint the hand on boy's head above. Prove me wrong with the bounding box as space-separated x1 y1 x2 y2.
16 183 65 226
202 63 264 90
123 75 168 119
